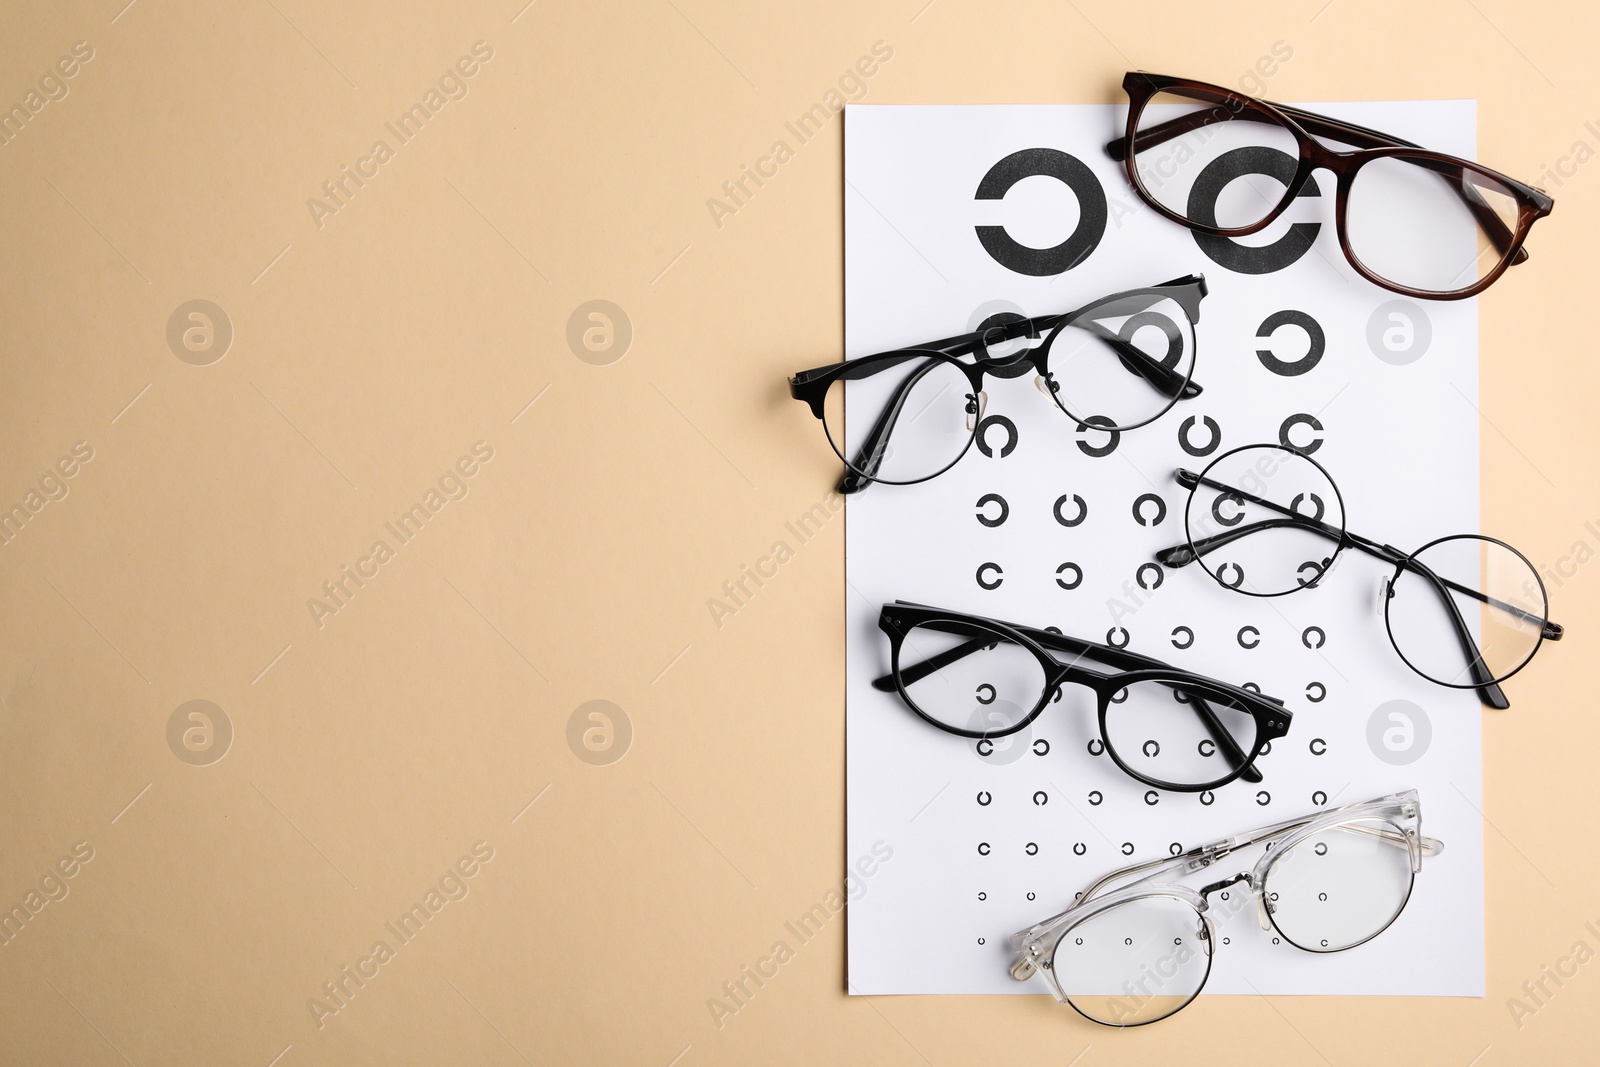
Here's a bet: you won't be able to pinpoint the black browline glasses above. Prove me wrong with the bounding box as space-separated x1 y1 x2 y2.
874 601 1292 793
1155 443 1562 708
789 276 1207 492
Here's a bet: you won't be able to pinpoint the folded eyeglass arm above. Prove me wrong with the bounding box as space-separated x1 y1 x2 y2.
1380 549 1561 642
835 315 1193 494
1338 820 1444 859
1104 86 1529 263
1393 553 1513 709
875 604 1215 682
1271 103 1530 264
915 307 1198 398
1157 468 1556 708
792 284 1206 493
873 607 1270 783
1010 800 1443 957
1161 483 1560 641
1084 816 1444 906
834 354 953 495
1010 851 1189 952
1156 515 1342 569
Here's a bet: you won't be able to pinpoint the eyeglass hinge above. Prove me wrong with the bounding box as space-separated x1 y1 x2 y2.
1192 832 1250 867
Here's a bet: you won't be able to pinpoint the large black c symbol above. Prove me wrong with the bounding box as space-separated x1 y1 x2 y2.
975 149 1108 277
1188 146 1320 275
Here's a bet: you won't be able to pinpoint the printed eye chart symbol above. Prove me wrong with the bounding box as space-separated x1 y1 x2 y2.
843 103 1484 996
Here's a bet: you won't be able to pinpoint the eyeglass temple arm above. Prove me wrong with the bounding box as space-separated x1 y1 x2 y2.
1052 295 1200 401
818 294 1209 493
1390 554 1512 709
1212 472 1560 642
790 350 918 391
834 354 952 495
872 616 1266 783
1014 812 1443 961
991 281 1207 400
1271 104 1530 264
826 322 1052 494
1167 525 1508 708
874 618 1215 687
1010 852 1195 950
1015 811 1446 949
1155 515 1341 570
928 309 1189 394
872 621 1166 690
1337 820 1445 861
1160 472 1560 639
836 327 1194 496
1154 469 1345 568
1105 103 1528 264
1161 470 1530 707
1063 315 1196 400
1012 821 1309 948
1373 541 1562 641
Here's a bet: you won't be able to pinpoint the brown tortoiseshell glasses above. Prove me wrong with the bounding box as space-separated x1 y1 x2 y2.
1107 72 1554 300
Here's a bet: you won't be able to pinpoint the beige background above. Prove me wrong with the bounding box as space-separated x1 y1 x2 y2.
0 0 1596 1063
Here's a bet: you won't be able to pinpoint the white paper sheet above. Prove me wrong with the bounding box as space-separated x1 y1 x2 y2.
843 102 1484 996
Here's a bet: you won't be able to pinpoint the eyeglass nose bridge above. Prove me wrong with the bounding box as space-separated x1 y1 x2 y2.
1295 135 1351 178
1242 147 1338 239
1201 870 1273 932
1198 870 1265 932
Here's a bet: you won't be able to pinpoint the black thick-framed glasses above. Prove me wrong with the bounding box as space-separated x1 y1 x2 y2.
1155 443 1563 708
873 601 1291 792
789 276 1207 493
1107 72 1554 299
1009 790 1441 1026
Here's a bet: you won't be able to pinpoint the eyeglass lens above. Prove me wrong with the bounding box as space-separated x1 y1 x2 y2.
1051 816 1416 1023
1385 535 1548 687
1050 894 1211 1026
822 353 977 485
1182 445 1346 595
1128 87 1526 296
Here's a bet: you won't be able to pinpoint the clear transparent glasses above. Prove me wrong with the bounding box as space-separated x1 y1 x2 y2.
1156 443 1563 708
1009 790 1442 1026
788 277 1207 492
